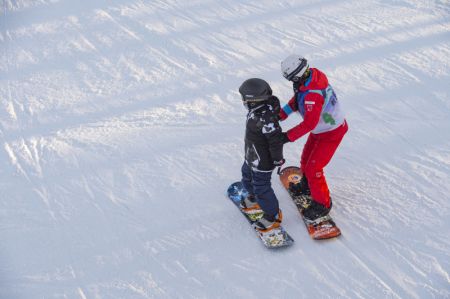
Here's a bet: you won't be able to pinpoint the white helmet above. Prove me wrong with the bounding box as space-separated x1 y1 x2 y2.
281 54 309 81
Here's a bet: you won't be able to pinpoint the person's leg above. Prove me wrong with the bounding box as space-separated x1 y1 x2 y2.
241 162 254 195
252 170 279 216
303 135 345 208
300 133 315 174
252 169 283 231
291 133 316 197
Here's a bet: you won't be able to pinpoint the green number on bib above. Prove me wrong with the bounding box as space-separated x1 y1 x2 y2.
323 113 336 125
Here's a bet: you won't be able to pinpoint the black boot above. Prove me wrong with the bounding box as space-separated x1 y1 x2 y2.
289 175 310 196
289 176 312 209
302 199 332 222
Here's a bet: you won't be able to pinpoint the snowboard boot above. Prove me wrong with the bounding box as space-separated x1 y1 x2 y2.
240 194 263 215
254 210 283 232
289 175 312 209
302 199 332 223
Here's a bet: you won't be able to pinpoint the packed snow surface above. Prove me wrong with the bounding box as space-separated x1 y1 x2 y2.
1 0 449 298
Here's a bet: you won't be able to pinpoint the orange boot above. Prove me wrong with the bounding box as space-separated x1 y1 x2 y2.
239 194 263 215
254 210 283 232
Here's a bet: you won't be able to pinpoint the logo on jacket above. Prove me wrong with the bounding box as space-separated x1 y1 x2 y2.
262 123 276 134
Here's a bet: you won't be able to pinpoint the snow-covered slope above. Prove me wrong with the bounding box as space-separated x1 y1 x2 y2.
1 0 449 298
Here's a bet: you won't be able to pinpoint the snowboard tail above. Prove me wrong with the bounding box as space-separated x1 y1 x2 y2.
227 182 294 248
279 166 341 240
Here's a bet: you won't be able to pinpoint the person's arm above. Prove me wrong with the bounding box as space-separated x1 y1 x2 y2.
286 93 324 142
279 95 297 121
261 116 284 164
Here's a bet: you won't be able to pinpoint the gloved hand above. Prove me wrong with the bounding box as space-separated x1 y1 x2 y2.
271 113 282 123
273 158 285 167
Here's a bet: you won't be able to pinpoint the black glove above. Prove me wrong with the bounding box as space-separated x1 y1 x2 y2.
281 132 290 144
271 96 281 115
273 114 281 122
273 158 285 167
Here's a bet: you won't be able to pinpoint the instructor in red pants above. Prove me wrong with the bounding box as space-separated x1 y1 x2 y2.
279 54 348 222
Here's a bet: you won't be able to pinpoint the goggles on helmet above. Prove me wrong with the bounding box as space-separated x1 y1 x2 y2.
241 94 269 109
290 67 310 84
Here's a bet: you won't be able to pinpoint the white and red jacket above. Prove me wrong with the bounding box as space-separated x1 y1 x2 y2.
279 68 346 141
280 68 348 207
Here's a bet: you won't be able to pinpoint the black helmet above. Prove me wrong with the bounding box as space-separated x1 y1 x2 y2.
239 78 272 109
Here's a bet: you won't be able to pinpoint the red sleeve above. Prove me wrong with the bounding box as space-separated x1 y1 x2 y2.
286 93 324 141
279 95 297 121
279 109 288 121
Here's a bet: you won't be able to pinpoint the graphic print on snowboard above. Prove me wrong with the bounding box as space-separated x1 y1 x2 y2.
279 166 341 240
227 182 294 248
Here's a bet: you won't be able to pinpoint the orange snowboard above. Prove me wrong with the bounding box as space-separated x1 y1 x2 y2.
279 166 341 240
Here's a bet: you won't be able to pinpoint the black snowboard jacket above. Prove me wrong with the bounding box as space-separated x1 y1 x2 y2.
244 96 285 171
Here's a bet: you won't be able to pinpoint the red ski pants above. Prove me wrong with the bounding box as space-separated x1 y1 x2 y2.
300 121 348 208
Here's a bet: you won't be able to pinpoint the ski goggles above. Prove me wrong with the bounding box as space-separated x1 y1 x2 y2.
290 68 310 82
241 95 268 109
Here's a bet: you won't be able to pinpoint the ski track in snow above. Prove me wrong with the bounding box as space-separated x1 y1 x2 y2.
1 0 450 298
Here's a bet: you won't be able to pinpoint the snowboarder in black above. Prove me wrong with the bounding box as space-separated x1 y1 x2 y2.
238 78 287 232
